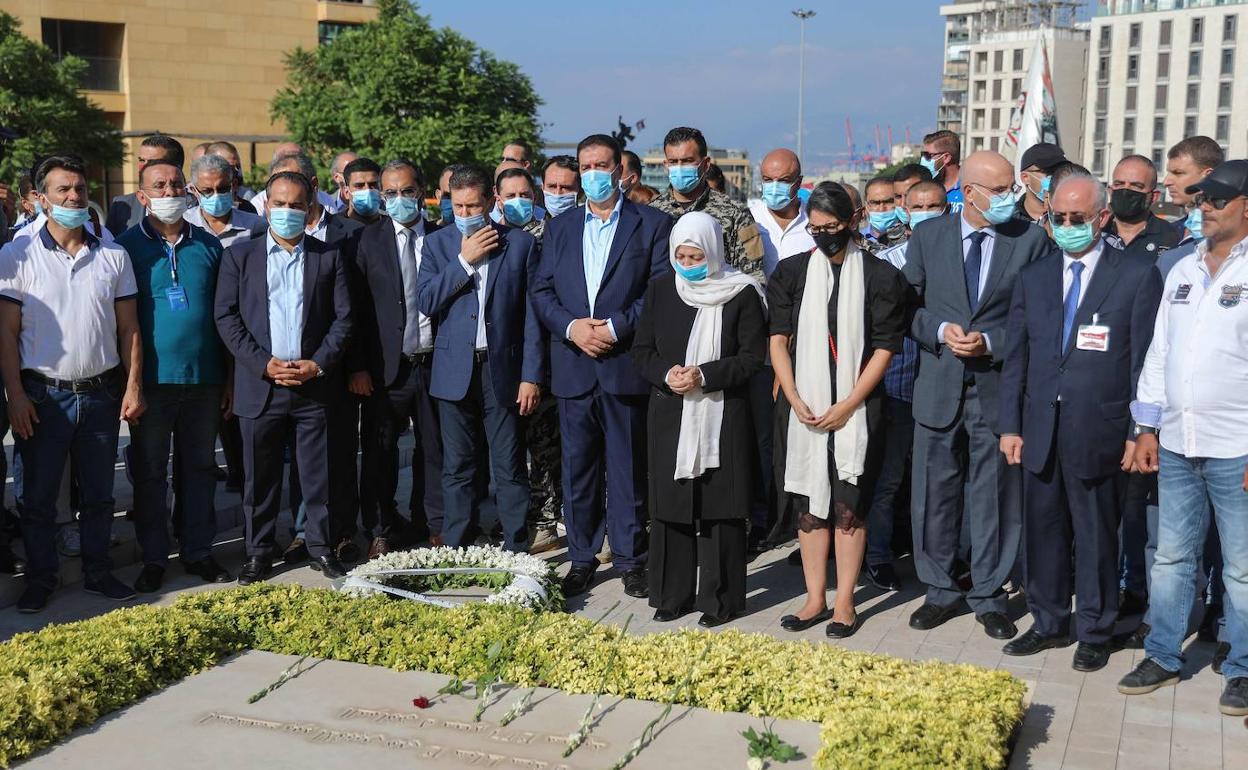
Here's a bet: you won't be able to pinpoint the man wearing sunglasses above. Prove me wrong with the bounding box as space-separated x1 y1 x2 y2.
1122 159 1248 717
920 130 964 215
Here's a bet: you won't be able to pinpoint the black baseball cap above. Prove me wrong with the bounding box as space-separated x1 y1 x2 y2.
1186 159 1248 199
1019 143 1067 172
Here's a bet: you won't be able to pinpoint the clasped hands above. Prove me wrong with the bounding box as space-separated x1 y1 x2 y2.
789 395 855 432
943 323 988 358
267 357 320 387
665 365 703 395
569 318 615 358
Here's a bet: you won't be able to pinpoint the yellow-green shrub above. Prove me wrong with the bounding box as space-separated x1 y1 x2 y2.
0 585 1026 768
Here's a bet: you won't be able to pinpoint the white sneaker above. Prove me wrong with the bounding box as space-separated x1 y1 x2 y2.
56 525 82 557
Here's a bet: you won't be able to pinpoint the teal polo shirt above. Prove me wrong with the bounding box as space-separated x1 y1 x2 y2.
116 219 226 386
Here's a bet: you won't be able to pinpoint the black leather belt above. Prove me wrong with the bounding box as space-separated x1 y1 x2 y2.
472 349 489 363
22 367 120 393
403 350 433 365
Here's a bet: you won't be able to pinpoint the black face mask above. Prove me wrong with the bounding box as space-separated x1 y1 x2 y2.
813 230 853 257
1110 188 1151 223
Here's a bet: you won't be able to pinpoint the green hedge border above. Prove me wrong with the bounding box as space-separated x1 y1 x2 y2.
0 585 1026 768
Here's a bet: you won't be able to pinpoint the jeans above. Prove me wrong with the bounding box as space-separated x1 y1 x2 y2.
129 385 222 565
867 396 914 566
1146 448 1248 680
15 372 123 586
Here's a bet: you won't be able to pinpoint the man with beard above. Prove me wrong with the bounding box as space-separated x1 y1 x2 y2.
1103 155 1181 260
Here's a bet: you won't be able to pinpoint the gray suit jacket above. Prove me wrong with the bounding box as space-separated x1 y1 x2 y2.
901 213 1056 432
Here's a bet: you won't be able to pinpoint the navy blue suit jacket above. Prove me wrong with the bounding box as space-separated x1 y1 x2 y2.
531 198 673 398
998 242 1163 479
213 234 354 419
346 218 442 386
416 221 544 405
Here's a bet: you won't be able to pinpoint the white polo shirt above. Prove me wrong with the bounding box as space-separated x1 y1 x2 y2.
1134 233 1248 458
0 224 137 379
747 198 815 280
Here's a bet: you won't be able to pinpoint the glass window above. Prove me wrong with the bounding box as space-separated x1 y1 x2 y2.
991 108 1000 130
1221 48 1234 76
1152 147 1164 167
1100 25 1111 48
1186 83 1200 110
1093 148 1105 175
1096 86 1109 112
1160 20 1172 46
1224 15 1238 42
1157 51 1169 78
973 109 985 130
976 51 988 72
975 80 987 101
1189 50 1201 78
1124 117 1136 144
1219 81 1232 109
1094 117 1107 142
1099 55 1111 81
1126 86 1137 112
1184 115 1198 136
1217 115 1230 142
40 18 124 91
1129 23 1141 48
1153 115 1165 139
993 50 1003 71
992 79 1002 100
1012 78 1022 99
1127 54 1139 80
1156 83 1168 106
1192 17 1204 45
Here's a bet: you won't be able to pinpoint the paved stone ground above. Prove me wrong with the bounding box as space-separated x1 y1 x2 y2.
0 451 1244 769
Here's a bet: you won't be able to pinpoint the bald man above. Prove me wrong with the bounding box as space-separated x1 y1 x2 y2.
901 151 1056 640
998 172 1161 670
330 151 359 213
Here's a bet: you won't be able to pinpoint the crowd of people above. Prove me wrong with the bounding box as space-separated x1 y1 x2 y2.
0 123 1244 717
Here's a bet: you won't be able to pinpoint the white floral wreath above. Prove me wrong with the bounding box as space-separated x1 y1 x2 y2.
336 545 562 610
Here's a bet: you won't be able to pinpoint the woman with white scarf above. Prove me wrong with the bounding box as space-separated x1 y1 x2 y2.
768 182 908 638
631 212 767 627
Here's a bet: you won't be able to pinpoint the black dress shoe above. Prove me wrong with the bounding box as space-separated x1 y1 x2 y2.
133 564 165 594
561 565 596 597
652 607 692 622
238 557 273 586
309 554 347 579
977 611 1018 640
908 602 959 630
1003 629 1071 657
825 614 860 639
621 567 648 598
16 583 53 614
698 612 736 628
184 557 232 583
283 538 309 564
1072 642 1111 672
780 609 833 632
335 538 362 564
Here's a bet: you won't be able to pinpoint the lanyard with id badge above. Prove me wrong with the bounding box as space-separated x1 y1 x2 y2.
1075 312 1110 352
165 242 189 311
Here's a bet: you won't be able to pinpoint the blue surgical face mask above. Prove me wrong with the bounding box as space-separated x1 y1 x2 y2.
581 169 616 204
439 197 454 221
920 155 943 180
386 195 421 224
868 209 899 232
973 187 1018 225
668 164 702 194
908 209 944 228
761 181 795 211
1053 222 1096 254
895 206 910 226
545 191 577 217
49 203 90 230
32 199 43 218
455 212 488 237
269 207 307 239
199 192 234 217
1186 207 1204 240
674 260 709 282
502 197 534 226
1038 175 1052 201
351 188 381 217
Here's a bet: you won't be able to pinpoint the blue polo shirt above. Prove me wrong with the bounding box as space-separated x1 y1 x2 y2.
116 219 226 386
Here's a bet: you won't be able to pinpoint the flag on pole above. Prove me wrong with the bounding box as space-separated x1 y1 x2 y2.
1005 36 1061 182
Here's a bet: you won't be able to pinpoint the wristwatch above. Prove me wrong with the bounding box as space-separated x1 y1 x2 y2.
314 364 325 379
1134 424 1157 437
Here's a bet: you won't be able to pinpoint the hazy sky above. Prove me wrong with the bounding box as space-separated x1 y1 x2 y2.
420 0 948 172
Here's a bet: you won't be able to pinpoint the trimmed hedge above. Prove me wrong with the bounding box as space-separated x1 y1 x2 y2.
0 585 1026 768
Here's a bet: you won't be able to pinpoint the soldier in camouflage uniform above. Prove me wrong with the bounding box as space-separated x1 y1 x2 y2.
649 127 765 281
494 167 561 552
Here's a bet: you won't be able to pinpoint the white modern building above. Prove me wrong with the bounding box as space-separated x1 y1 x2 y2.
1083 0 1248 178
938 1 1087 162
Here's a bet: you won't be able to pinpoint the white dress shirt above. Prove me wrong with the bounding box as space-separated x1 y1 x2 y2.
1134 234 1248 458
251 188 341 217
394 218 433 352
937 215 999 350
458 252 490 350
748 198 815 279
1062 239 1104 307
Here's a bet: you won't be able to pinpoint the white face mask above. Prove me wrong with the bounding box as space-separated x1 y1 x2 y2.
148 195 188 224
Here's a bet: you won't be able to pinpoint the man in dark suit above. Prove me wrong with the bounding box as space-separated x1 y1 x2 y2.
213 171 353 584
416 165 543 552
346 159 445 557
902 150 1055 640
531 134 673 598
107 134 185 234
998 172 1162 671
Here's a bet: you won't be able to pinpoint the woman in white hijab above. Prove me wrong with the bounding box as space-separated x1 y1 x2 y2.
768 182 908 638
631 212 767 627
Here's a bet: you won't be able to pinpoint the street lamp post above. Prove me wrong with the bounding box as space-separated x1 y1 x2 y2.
792 9 815 167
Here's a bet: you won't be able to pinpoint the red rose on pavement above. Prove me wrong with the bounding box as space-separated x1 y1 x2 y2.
412 697 431 709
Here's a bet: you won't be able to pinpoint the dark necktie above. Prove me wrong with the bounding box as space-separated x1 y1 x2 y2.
965 230 987 313
1062 260 1085 352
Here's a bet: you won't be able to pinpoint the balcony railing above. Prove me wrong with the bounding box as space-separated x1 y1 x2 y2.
77 55 121 91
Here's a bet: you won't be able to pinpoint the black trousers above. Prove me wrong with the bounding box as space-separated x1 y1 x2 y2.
1023 424 1124 644
648 516 747 618
240 388 333 559
364 357 444 539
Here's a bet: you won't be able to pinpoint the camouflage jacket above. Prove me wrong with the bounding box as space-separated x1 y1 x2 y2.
650 187 764 279
521 216 546 241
